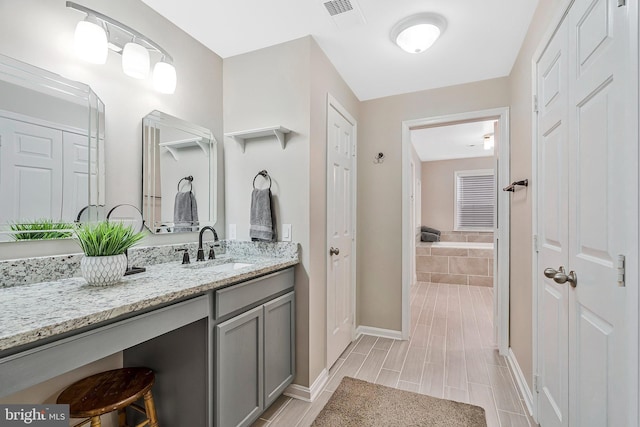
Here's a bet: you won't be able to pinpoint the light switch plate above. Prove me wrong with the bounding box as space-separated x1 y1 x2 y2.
228 224 237 240
282 224 292 242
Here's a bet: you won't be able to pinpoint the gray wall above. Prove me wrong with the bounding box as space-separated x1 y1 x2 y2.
0 0 223 414
0 0 224 259
421 156 495 232
224 36 360 388
358 78 509 331
507 0 564 390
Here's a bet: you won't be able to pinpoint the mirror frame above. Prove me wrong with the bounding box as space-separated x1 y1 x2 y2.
142 110 217 234
0 53 105 242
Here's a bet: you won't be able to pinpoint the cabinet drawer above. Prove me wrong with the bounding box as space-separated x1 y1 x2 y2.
215 268 294 318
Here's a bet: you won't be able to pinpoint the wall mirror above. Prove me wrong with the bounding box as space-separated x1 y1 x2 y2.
0 54 105 242
142 110 217 234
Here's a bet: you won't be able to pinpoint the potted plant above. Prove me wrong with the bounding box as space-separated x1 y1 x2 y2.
75 221 145 286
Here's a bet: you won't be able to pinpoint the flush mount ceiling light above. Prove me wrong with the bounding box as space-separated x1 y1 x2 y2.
67 1 176 94
390 13 446 54
483 133 495 150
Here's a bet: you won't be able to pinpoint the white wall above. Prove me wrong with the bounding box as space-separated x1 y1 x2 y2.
0 0 224 260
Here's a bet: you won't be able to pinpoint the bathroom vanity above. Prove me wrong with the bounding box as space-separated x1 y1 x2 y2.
0 243 298 427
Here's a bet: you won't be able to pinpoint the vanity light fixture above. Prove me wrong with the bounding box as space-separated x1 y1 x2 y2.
73 18 108 64
390 13 446 54
66 1 176 94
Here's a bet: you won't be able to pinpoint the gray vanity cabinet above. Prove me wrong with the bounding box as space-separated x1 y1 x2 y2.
264 292 295 407
215 305 264 427
214 268 295 427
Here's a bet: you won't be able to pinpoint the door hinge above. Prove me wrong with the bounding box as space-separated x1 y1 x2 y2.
618 0 626 7
617 254 626 287
534 374 540 393
533 235 539 253
533 95 539 113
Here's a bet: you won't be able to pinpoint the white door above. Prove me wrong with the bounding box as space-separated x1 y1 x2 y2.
536 17 570 427
326 100 356 369
536 0 632 425
62 131 91 221
410 160 416 286
567 0 630 424
0 118 63 223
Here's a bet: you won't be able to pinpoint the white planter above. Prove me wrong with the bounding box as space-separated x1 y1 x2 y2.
80 254 127 286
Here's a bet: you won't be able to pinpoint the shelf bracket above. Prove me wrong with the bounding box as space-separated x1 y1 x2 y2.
162 146 179 161
273 129 286 149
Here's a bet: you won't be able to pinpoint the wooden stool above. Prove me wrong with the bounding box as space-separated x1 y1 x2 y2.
56 367 159 427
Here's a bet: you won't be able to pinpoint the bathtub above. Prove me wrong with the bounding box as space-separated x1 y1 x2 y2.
428 241 493 250
416 239 495 286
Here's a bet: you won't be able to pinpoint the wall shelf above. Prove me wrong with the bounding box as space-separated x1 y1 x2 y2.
224 126 291 153
159 137 210 161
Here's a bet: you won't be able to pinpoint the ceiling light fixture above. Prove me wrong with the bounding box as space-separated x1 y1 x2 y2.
483 134 495 150
67 1 176 94
390 13 446 54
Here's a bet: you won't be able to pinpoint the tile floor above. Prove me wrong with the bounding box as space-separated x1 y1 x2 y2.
252 282 537 427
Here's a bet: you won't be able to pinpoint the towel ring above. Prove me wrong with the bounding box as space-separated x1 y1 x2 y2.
177 175 194 192
253 170 271 189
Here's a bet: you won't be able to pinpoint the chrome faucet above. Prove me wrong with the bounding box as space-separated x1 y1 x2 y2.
197 226 219 261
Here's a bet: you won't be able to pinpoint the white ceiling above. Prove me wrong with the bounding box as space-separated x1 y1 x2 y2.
140 0 538 100
411 120 496 162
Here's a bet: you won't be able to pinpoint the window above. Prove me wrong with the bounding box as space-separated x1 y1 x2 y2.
455 169 495 231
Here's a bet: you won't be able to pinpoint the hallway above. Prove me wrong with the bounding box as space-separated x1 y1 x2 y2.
254 283 535 426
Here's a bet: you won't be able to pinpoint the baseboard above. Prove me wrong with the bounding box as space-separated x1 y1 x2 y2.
507 348 534 416
356 325 403 340
284 369 328 402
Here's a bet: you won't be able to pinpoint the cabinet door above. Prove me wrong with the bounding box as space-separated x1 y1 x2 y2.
263 291 295 407
215 305 263 427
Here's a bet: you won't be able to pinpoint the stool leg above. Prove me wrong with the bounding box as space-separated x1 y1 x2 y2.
90 416 101 427
143 391 159 427
118 408 127 427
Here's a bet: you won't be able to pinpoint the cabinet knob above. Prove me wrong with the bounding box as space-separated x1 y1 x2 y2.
329 247 340 256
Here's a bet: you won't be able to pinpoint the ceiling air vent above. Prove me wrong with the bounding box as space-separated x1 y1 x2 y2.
321 0 365 29
323 0 354 16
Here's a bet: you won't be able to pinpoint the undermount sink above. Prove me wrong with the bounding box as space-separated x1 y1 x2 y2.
183 261 253 272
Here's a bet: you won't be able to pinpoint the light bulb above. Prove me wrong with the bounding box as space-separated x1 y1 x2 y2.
74 20 108 64
153 61 177 94
396 24 441 54
122 42 150 79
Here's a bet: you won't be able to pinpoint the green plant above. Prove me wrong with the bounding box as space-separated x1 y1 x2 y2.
10 219 75 240
75 221 145 256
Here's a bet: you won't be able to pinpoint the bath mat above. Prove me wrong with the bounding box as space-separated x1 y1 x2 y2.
311 377 486 427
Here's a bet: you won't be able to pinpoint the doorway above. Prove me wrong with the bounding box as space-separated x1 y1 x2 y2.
401 108 510 355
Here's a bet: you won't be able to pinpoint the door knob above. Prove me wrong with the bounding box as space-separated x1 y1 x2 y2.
544 266 565 278
329 247 340 256
553 270 577 287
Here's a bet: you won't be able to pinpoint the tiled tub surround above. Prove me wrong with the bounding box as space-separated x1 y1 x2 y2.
0 241 299 352
0 240 298 288
416 240 494 286
439 231 493 243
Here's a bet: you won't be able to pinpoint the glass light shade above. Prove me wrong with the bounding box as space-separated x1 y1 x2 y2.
395 24 441 54
484 135 495 150
122 42 150 79
74 20 108 64
153 61 177 94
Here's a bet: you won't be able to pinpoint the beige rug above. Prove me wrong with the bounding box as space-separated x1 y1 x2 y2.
312 377 487 427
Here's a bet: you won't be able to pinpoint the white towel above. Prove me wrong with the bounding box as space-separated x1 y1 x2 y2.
250 188 275 241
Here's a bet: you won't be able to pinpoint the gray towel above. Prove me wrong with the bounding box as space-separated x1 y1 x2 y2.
174 191 199 232
421 231 440 242
420 226 441 235
250 188 275 241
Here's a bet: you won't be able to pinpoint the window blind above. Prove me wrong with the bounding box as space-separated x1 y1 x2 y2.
455 172 495 230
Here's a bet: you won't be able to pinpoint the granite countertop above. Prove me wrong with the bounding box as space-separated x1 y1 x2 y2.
0 254 298 353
